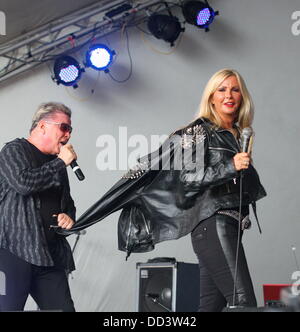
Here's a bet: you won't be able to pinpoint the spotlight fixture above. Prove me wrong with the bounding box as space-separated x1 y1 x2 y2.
182 1 219 31
85 44 116 72
53 55 83 88
147 14 184 46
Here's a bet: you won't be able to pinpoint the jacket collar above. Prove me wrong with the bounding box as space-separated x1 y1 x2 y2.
200 117 241 152
200 117 240 133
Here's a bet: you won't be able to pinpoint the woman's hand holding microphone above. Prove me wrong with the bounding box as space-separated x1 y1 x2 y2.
233 152 251 171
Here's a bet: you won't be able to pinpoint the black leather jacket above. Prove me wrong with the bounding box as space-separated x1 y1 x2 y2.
59 118 266 258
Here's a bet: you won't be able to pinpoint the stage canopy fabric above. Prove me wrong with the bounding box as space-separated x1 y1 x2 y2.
0 0 107 44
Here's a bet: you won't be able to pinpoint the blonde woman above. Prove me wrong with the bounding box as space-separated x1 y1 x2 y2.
59 69 266 312
188 69 266 311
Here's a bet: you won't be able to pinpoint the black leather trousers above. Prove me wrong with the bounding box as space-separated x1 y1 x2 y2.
191 213 257 312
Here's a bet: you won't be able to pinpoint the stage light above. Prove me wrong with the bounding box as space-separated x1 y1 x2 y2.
182 1 219 31
85 44 116 72
147 14 184 46
53 55 83 88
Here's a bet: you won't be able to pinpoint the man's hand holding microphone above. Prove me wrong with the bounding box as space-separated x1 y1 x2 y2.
58 143 77 166
58 144 85 181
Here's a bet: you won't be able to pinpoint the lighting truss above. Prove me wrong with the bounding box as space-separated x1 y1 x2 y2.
0 0 180 83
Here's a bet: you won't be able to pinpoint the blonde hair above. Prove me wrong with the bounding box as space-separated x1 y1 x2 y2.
30 102 72 133
197 69 254 129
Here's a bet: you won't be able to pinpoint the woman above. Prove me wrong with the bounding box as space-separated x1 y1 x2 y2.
59 69 266 312
188 68 266 311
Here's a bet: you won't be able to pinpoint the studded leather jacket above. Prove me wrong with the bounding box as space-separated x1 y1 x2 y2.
59 118 266 258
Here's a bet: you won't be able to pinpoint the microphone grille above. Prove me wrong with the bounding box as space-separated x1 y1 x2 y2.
241 127 253 138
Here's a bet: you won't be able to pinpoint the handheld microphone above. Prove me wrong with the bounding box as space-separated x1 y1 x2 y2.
241 127 253 153
70 160 85 181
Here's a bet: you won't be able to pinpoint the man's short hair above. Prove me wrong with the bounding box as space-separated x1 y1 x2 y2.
30 102 72 133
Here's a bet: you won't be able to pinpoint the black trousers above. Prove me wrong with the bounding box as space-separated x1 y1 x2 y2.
191 214 257 312
0 249 75 312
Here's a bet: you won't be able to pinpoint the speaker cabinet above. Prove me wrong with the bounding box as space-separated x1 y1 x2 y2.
136 261 199 312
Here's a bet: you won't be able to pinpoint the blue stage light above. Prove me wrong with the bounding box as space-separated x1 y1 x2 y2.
182 1 218 31
86 44 116 71
197 7 212 26
53 56 83 87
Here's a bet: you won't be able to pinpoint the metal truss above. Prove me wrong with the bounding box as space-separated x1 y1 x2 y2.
0 0 179 83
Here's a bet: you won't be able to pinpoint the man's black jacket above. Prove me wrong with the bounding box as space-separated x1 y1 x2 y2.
0 138 76 271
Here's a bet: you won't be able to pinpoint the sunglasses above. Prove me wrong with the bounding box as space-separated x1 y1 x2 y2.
44 121 73 133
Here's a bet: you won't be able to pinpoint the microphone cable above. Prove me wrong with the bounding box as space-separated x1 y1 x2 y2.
231 127 252 307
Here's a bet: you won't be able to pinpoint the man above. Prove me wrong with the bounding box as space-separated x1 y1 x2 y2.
0 102 77 311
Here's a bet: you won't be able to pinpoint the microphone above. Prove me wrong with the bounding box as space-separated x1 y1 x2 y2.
240 127 253 153
70 160 85 181
146 293 159 299
146 293 173 312
75 230 87 236
291 245 300 272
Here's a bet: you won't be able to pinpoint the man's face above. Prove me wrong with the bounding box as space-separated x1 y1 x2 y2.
41 112 72 155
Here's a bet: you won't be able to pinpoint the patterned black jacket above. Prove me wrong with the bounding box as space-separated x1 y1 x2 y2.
0 138 76 271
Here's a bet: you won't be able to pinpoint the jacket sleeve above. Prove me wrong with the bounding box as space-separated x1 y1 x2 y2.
64 192 76 222
61 169 76 222
179 126 238 192
0 141 66 195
